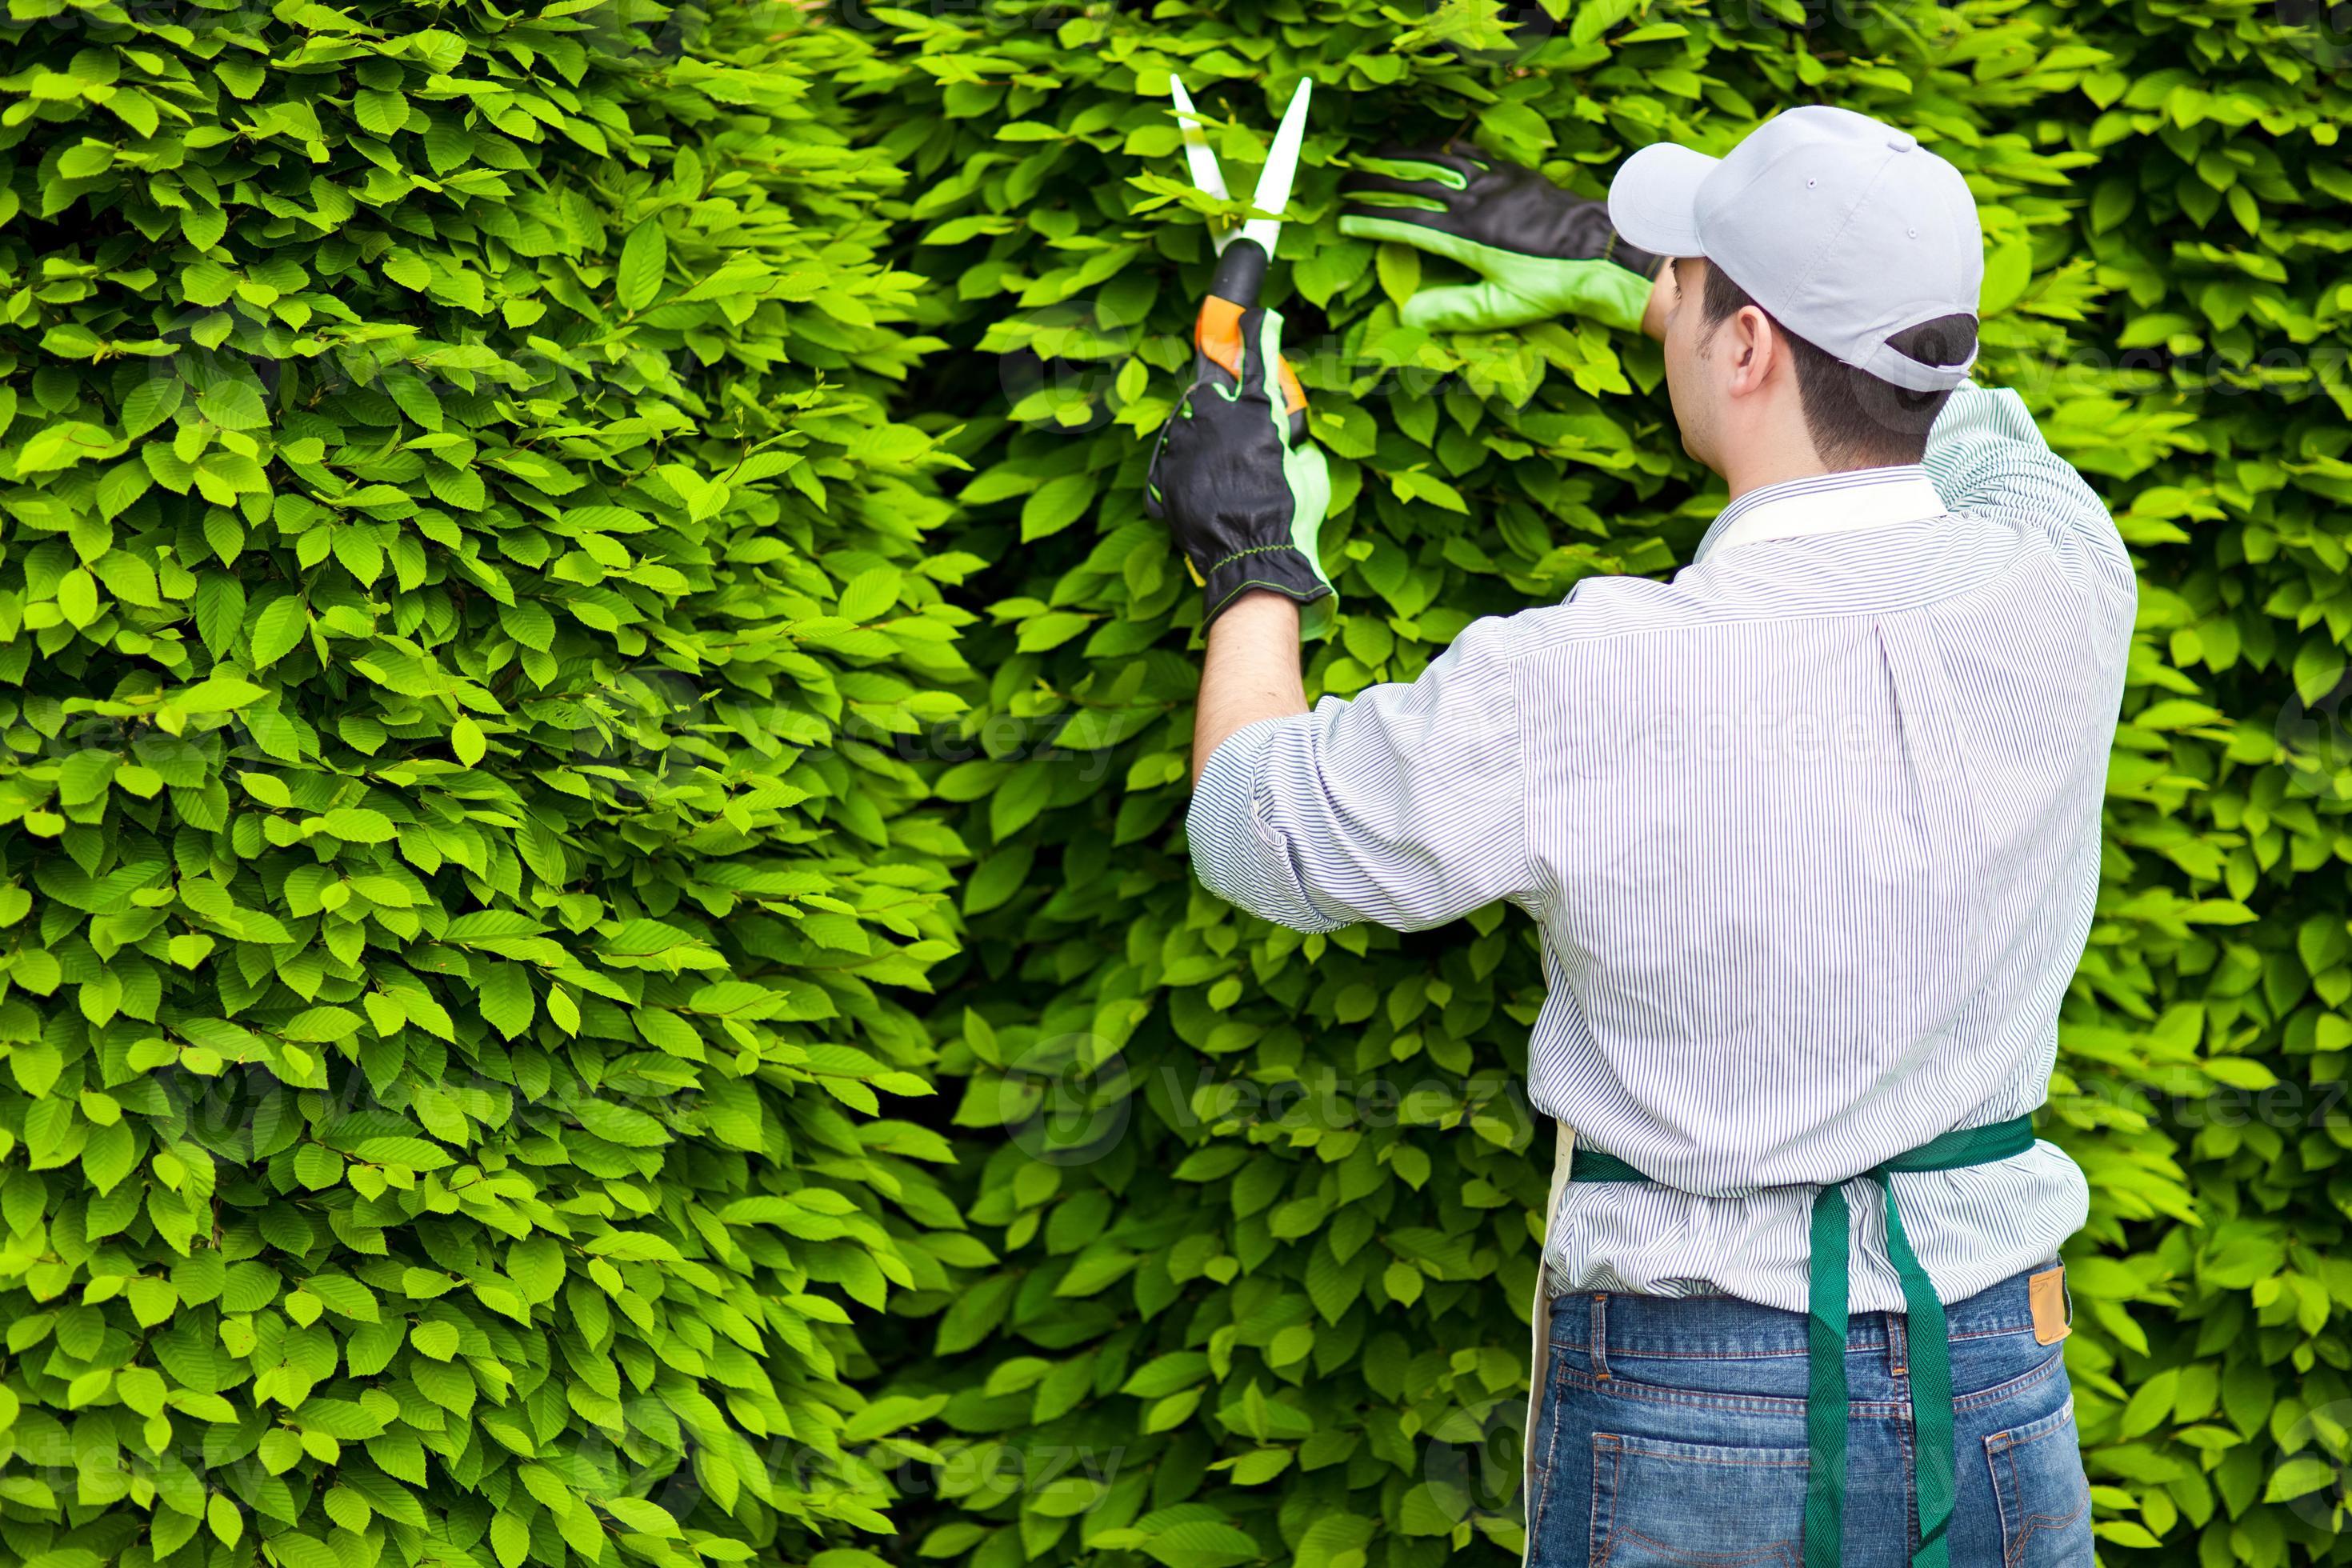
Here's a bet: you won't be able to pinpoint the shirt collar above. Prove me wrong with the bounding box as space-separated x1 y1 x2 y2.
1694 466 1946 563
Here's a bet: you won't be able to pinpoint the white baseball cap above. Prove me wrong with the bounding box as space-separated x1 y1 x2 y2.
1607 106 1982 393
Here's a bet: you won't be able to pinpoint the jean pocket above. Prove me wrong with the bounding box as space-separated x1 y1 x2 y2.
1589 1432 1807 1566
1986 1396 2091 1566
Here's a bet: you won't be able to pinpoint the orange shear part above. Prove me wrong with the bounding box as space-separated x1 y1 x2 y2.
1194 296 1308 417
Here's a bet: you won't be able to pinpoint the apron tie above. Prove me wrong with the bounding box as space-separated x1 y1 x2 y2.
1530 1115 2037 1567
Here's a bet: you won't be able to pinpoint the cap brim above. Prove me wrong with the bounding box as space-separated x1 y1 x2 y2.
1607 142 1719 258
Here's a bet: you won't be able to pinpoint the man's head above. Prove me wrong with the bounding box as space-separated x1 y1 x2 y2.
1610 107 1983 481
1654 256 1978 474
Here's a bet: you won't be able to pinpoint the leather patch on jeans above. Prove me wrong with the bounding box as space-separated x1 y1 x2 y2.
2030 1265 2070 1345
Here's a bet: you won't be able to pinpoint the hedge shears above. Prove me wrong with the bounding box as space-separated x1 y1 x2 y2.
1143 77 1335 634
1169 75 1312 445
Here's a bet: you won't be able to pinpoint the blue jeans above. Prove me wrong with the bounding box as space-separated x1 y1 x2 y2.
1526 1264 2092 1566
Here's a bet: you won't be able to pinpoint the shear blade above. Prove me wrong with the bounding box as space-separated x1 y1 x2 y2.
1239 78 1311 258
1170 77 1233 254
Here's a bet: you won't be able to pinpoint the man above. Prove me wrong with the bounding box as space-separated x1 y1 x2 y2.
1144 106 2124 1566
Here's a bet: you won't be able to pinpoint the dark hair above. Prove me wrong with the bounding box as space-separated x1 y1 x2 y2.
1698 263 1978 469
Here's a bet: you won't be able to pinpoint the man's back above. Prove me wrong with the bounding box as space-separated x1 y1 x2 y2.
1191 383 2134 1312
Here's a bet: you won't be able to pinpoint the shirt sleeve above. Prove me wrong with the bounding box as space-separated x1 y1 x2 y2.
1185 614 1534 934
1923 384 2135 603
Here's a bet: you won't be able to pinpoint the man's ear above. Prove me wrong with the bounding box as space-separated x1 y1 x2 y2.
1724 305 1777 394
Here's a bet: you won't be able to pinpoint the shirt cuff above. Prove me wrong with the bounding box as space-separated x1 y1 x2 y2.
1186 714 1349 934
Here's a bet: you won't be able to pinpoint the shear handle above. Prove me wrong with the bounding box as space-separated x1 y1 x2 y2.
1194 239 1309 438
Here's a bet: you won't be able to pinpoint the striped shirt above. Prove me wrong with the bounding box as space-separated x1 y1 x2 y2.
1188 385 2133 1315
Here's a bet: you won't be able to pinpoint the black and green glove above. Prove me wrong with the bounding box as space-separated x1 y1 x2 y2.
1145 293 1336 636
1338 145 1666 334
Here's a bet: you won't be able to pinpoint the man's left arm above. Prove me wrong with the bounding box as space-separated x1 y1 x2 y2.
1922 384 2134 605
1186 613 1534 934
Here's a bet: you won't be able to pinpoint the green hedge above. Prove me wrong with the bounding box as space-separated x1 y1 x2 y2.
0 3 972 1566
6 2 2352 1568
845 2 2352 1567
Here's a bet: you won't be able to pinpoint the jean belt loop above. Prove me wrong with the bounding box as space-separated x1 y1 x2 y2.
1887 1308 1908 1378
1590 1294 1611 1382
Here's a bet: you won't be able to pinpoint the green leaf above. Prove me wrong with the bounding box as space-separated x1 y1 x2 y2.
197 381 268 430
1377 242 1422 311
177 675 266 713
618 221 668 312
318 808 396 844
2266 1455 2338 1502
1020 474 1099 542
410 1322 462 1361
251 597 310 668
2293 642 2345 706
478 963 535 1040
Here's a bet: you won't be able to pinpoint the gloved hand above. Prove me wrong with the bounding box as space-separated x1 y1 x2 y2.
1146 298 1335 636
1338 146 1666 334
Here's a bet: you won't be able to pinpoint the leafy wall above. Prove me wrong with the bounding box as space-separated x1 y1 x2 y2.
3 2 2351 1568
848 2 2352 1567
0 3 970 1568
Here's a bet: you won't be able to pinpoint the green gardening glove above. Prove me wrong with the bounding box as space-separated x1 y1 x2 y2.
1338 145 1666 334
1145 299 1336 636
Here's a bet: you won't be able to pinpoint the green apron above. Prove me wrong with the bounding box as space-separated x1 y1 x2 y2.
1525 1114 2038 1568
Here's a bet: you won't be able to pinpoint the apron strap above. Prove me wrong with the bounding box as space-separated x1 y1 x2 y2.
1880 1173 1954 1567
1802 1182 1852 1568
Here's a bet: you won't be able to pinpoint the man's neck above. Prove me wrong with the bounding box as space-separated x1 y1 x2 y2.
1720 450 1935 506
1718 446 1834 505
